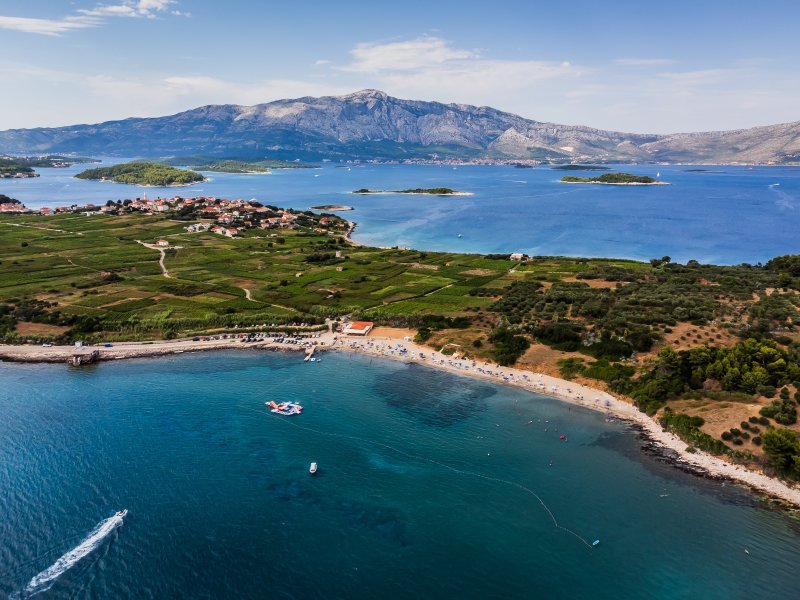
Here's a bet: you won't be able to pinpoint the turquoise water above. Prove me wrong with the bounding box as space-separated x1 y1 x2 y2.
2 162 799 264
1 351 799 598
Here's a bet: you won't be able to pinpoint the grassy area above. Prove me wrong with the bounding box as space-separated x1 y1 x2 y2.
0 212 513 341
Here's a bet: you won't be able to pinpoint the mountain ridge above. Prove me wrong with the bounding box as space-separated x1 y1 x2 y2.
1 89 798 164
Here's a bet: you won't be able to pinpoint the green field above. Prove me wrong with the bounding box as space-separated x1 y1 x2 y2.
0 212 518 340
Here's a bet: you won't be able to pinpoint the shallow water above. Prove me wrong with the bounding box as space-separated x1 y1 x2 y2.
1 351 798 598
2 162 799 264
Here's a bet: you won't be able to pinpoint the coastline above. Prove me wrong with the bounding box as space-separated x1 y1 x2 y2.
3 332 800 508
77 177 208 187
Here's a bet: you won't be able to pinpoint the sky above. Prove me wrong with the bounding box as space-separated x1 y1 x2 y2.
1 0 799 133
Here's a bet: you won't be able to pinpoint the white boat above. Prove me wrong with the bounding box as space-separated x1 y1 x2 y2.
309 462 318 475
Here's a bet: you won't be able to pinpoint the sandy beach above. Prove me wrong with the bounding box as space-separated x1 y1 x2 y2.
3 330 800 507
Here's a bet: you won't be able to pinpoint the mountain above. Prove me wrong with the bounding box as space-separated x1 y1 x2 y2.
1 89 798 164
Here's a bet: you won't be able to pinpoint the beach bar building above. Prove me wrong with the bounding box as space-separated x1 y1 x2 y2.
342 321 374 336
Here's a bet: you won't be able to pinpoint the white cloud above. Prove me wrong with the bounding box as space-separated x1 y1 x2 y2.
84 74 348 117
656 68 742 85
80 0 177 18
0 15 100 36
614 58 677 66
0 1 183 36
335 36 582 108
341 36 478 73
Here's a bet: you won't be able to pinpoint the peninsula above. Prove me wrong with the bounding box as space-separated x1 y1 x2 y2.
0 158 37 178
163 157 317 173
75 161 206 186
561 172 666 185
352 187 472 196
1 155 97 178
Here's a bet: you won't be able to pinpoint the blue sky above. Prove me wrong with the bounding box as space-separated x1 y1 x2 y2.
1 0 799 132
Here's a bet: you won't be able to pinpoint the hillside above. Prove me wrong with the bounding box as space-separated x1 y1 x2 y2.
0 90 799 163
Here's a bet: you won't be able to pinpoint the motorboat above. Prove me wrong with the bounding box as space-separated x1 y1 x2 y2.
309 462 318 475
266 401 303 416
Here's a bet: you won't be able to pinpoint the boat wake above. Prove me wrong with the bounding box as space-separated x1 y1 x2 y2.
18 510 127 597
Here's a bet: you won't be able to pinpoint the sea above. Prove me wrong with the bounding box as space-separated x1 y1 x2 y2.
1 160 800 264
1 351 799 599
3 162 800 597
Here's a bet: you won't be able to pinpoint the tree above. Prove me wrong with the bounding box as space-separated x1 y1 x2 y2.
762 428 800 475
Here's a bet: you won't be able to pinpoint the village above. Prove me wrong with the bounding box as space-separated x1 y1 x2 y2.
2 194 347 237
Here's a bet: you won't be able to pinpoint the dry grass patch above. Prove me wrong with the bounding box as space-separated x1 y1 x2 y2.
561 276 628 289
15 322 70 336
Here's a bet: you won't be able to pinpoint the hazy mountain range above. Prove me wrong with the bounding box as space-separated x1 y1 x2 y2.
1 89 798 164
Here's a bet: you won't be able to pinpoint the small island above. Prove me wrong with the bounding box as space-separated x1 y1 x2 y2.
352 187 472 196
552 164 611 171
75 161 206 187
560 172 668 185
161 156 317 173
311 205 354 211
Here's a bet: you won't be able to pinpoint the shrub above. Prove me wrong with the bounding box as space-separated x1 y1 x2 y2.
748 416 760 424
733 438 744 446
759 385 777 398
740 421 751 430
752 436 762 446
414 327 432 344
721 431 733 441
760 398 797 425
489 327 530 366
659 408 728 455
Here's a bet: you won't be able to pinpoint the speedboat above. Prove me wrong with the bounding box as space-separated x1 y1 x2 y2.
309 462 318 475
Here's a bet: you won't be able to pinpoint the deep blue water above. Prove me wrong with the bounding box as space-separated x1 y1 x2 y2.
1 351 800 598
2 161 799 264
